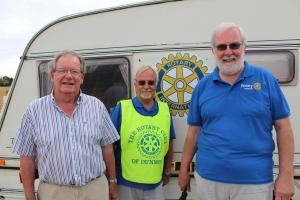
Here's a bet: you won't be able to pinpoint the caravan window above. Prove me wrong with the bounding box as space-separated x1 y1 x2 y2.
38 57 130 112
245 50 295 84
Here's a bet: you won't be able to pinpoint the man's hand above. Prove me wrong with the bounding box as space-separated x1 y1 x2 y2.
178 171 190 192
20 156 36 200
274 174 294 200
108 183 118 200
274 118 294 200
178 126 200 193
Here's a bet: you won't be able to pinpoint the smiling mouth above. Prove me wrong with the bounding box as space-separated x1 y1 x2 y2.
141 89 153 92
62 82 75 86
222 55 237 62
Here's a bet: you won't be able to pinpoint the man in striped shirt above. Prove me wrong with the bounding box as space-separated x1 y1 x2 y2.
12 51 120 200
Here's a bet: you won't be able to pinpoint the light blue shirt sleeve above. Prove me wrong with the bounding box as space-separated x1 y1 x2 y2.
12 105 36 156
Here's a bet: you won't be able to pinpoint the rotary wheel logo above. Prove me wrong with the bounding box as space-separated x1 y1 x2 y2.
138 133 161 159
156 52 208 117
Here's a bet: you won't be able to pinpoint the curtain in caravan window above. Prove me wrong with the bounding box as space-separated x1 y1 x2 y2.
118 63 129 88
38 61 52 97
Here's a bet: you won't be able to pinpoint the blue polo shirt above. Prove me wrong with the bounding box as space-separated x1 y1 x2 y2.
188 61 290 184
111 97 176 189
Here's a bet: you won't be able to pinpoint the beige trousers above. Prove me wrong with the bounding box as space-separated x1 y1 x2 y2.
194 172 273 200
117 183 164 200
37 176 108 200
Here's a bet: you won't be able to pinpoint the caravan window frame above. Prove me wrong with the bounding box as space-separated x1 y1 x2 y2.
38 57 131 111
245 50 296 85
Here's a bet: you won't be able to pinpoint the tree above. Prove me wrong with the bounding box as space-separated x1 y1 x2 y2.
0 76 13 86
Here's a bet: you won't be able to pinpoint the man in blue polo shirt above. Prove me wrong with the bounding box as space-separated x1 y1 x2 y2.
178 22 294 200
111 66 176 200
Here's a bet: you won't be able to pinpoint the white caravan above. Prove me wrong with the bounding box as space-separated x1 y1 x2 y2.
1 0 300 199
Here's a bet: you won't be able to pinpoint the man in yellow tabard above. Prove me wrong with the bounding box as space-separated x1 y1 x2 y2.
110 66 176 200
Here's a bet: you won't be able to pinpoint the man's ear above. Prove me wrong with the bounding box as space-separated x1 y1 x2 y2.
211 47 216 56
80 73 85 85
50 71 55 80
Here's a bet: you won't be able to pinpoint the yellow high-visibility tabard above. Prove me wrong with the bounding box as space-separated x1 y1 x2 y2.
120 100 170 183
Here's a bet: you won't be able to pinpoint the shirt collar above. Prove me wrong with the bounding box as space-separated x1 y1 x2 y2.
50 90 83 105
132 96 157 108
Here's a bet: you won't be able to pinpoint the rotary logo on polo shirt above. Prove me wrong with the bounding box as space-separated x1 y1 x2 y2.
253 82 261 91
241 82 261 91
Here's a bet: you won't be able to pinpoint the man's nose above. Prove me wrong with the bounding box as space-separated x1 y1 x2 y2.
223 47 234 55
64 70 74 78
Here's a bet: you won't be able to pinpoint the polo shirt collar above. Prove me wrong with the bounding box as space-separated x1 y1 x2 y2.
132 96 157 109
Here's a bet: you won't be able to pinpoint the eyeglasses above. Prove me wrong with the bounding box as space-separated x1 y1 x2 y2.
215 42 242 51
54 68 82 76
137 80 156 86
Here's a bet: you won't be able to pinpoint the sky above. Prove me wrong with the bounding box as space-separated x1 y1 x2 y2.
0 0 146 78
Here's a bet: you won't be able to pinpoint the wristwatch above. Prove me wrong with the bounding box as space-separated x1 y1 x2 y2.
109 178 117 184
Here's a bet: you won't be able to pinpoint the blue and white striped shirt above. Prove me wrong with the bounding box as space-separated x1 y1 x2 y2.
12 93 119 186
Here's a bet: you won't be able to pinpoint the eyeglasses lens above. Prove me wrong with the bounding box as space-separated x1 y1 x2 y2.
138 80 155 86
55 69 81 76
216 43 241 51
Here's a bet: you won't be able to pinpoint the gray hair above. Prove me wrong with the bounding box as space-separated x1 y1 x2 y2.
135 66 157 82
49 51 86 73
211 22 247 47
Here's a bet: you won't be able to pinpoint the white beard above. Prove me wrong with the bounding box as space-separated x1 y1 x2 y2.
140 90 154 100
216 55 244 75
140 93 153 100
